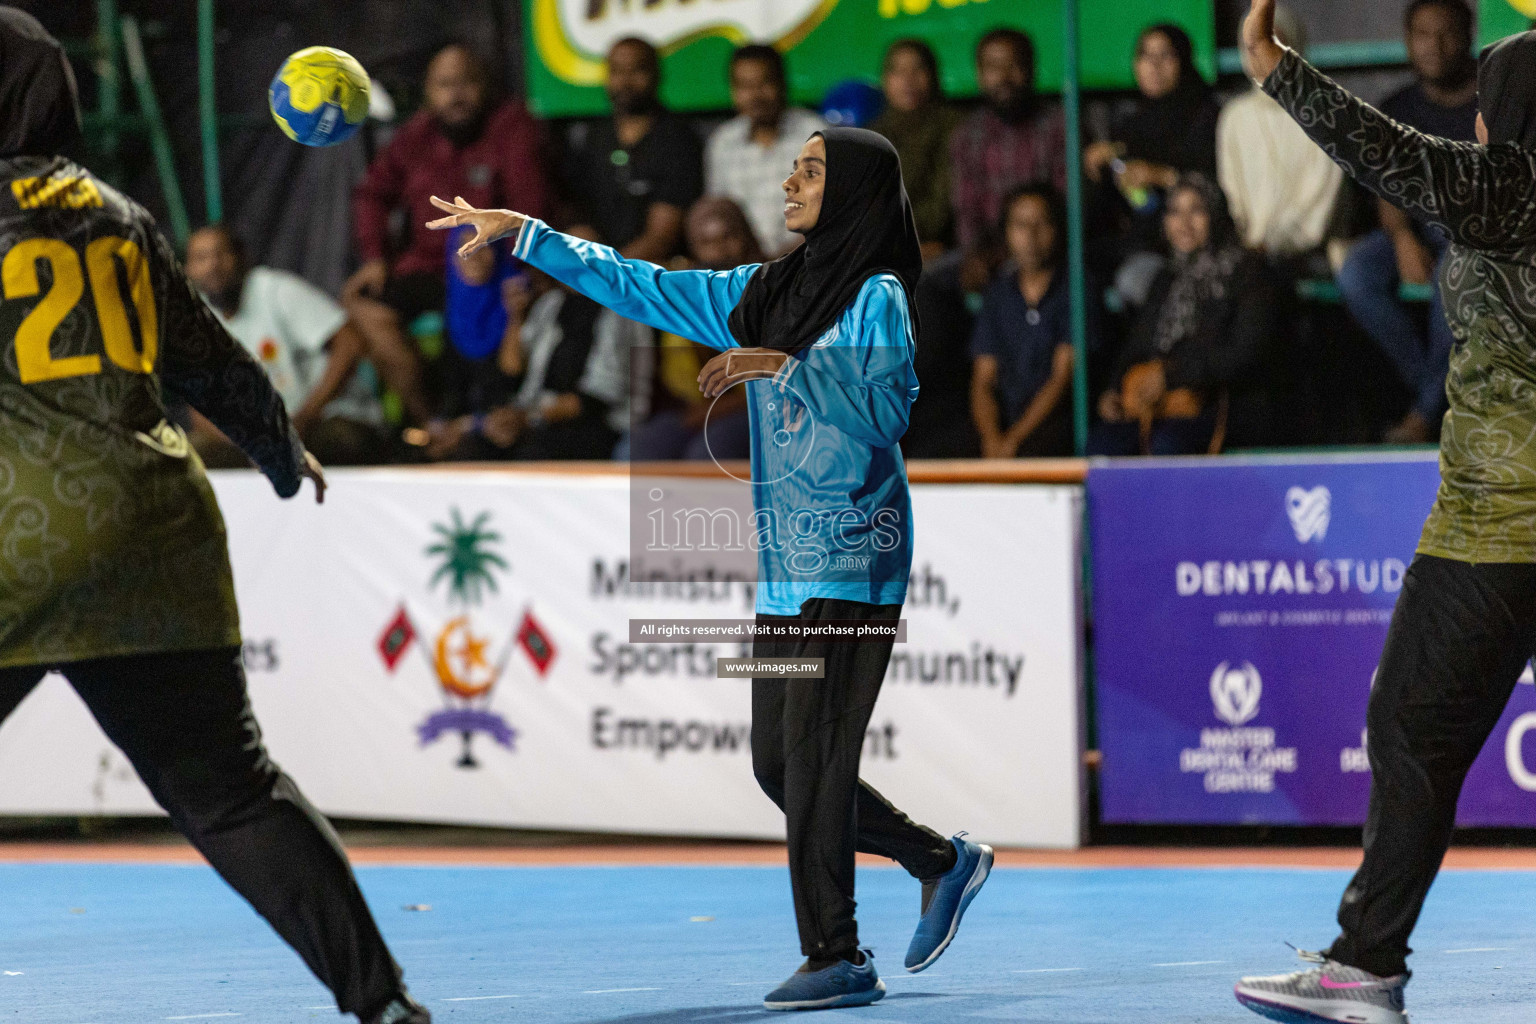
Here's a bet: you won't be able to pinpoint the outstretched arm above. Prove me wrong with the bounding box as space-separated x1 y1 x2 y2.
427 196 753 350
1241 0 1536 250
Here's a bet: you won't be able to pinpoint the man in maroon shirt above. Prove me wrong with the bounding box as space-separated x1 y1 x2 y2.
949 29 1067 254
344 43 550 423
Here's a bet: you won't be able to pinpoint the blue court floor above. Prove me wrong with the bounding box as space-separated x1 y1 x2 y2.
1 861 1532 1023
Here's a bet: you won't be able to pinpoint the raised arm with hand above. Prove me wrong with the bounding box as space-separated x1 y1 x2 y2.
1240 0 1287 85
1243 0 1536 251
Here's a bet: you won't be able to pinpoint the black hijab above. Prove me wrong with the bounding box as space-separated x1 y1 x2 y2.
1151 173 1245 356
0 8 84 160
727 127 922 354
1478 30 1536 151
1119 24 1218 172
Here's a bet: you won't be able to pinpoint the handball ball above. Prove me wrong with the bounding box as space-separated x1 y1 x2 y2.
269 46 370 147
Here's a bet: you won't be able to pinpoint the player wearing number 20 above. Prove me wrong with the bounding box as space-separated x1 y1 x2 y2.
0 12 428 1024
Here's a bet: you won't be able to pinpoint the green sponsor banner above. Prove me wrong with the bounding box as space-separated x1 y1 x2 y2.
1482 0 1536 43
524 0 1215 119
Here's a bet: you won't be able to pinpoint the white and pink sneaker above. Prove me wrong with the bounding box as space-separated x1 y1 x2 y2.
1234 949 1409 1023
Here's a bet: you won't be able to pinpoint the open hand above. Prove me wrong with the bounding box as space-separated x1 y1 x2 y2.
426 196 526 259
697 348 788 398
1242 0 1287 85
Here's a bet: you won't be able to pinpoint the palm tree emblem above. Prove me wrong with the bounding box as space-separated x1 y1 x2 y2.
426 508 508 606
420 508 514 768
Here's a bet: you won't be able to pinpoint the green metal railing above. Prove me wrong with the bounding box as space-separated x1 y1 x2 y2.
63 0 223 248
197 0 222 224
1063 0 1090 455
1217 40 1408 76
121 14 190 245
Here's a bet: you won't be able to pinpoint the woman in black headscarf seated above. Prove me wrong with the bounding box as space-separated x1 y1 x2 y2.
1090 173 1279 456
1084 23 1223 305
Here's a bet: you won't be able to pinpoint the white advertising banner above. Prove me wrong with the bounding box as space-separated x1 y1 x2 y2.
0 470 1085 848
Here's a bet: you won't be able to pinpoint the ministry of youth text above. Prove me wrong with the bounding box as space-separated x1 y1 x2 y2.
1176 558 1407 597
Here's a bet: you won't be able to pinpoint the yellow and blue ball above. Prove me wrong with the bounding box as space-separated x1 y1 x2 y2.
269 46 370 147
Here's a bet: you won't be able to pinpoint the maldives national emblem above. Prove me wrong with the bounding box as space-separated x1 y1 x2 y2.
376 508 558 768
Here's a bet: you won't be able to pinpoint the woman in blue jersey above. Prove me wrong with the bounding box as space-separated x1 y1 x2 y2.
428 127 992 1009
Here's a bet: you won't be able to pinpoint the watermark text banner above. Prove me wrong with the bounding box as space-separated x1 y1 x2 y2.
629 619 907 643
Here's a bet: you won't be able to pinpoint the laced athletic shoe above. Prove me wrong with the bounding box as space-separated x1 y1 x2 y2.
1234 949 1409 1023
904 833 994 972
365 990 431 1024
763 949 885 1011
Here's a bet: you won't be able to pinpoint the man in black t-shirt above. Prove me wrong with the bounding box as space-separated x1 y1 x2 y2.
563 37 704 262
1336 0 1479 444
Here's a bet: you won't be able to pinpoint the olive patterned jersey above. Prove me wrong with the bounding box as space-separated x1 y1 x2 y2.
1267 49 1536 562
0 155 304 667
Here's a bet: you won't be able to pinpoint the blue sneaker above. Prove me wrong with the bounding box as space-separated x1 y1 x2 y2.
904 833 993 973
763 950 885 1011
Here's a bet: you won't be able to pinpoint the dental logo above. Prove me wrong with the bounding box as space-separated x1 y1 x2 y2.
1286 486 1331 544
1210 661 1262 726
1182 660 1297 793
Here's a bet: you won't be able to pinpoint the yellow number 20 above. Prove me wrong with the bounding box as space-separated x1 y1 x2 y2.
4 235 158 385
87 236 158 374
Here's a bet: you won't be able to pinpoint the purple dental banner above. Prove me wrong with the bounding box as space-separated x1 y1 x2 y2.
1089 453 1536 826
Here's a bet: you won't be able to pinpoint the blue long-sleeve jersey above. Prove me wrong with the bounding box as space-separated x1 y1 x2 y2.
513 219 918 615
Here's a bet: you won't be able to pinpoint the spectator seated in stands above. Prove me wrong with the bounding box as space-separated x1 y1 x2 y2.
1217 4 1343 272
563 37 703 263
971 184 1099 459
622 197 759 462
346 42 550 426
1092 174 1278 457
417 229 525 458
950 27 1066 287
869 38 961 260
704 44 824 258
901 255 983 460
1084 24 1221 306
427 230 645 463
1335 0 1479 444
184 224 389 467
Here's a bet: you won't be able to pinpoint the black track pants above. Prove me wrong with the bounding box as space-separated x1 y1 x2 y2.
750 598 954 959
1327 555 1536 978
0 647 405 1020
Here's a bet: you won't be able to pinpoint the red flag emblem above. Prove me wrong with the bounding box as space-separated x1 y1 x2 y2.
378 606 417 671
517 610 556 676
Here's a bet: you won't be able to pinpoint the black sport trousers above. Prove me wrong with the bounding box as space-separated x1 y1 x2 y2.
751 598 953 959
1327 555 1536 978
0 647 403 1020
